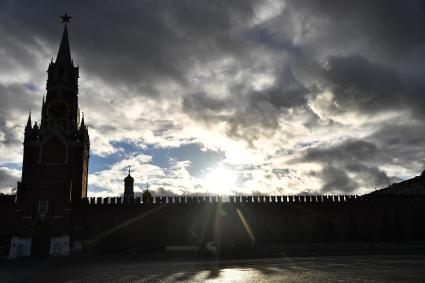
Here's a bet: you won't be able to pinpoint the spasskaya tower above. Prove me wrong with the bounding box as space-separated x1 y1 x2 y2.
9 14 90 258
19 14 90 204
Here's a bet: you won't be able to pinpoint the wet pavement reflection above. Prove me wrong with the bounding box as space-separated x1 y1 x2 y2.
1 254 425 282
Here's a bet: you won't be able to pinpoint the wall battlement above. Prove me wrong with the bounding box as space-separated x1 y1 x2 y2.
80 194 425 206
3 193 424 206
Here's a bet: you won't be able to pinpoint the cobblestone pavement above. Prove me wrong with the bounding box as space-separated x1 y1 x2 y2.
1 254 425 282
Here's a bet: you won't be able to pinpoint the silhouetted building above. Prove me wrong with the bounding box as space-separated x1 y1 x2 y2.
124 167 134 201
142 189 153 204
372 170 425 194
9 15 89 258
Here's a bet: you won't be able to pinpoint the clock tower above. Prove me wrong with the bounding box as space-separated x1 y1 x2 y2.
10 15 90 257
19 15 90 205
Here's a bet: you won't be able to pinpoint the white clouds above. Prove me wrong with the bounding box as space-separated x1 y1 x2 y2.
0 166 20 193
252 0 285 26
0 0 424 196
88 152 203 196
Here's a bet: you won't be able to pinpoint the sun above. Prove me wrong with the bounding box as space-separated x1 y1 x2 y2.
204 165 236 195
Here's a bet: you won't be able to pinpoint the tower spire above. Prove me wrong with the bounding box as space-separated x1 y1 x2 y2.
56 14 73 65
46 13 79 94
80 112 85 128
25 110 32 131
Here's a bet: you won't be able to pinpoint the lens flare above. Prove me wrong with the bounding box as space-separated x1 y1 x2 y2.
204 165 236 194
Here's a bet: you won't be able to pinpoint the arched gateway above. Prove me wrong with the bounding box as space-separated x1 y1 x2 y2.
31 223 51 257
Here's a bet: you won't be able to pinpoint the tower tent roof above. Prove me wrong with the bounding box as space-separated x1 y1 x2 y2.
55 25 73 66
25 111 32 130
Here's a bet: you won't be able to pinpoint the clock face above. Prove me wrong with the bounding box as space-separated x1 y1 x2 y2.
47 101 69 121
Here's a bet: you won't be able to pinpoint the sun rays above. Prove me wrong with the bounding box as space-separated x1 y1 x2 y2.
204 165 237 195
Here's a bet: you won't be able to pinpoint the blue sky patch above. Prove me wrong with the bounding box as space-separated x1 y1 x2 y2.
89 141 225 179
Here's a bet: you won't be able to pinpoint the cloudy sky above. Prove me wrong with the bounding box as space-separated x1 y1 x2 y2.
1 0 425 196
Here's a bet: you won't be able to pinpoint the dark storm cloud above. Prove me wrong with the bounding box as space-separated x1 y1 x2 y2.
298 116 425 192
182 92 229 124
303 140 379 164
2 0 422 136
301 139 398 192
316 165 358 194
0 83 39 147
1 1 424 119
182 63 310 144
282 0 425 117
324 55 403 113
0 119 20 147
0 0 258 90
0 0 263 155
1 0 311 145
271 0 425 193
318 54 425 119
0 83 38 117
261 68 308 109
345 163 392 188
287 0 425 56
183 91 282 145
368 122 425 172
179 0 425 145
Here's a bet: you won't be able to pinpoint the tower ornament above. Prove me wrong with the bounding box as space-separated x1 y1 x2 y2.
61 13 72 24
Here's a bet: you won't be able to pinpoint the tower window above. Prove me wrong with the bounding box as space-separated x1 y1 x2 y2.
38 200 49 214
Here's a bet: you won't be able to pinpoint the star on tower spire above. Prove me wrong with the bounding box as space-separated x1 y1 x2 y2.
56 14 73 65
61 13 72 24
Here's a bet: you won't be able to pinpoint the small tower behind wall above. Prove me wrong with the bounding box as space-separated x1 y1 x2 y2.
124 166 134 202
